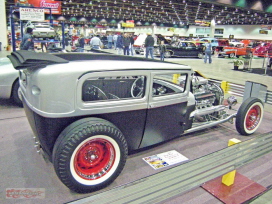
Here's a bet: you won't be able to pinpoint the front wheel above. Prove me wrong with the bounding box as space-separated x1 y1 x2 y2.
229 53 236 58
52 118 128 193
164 51 172 58
235 97 264 135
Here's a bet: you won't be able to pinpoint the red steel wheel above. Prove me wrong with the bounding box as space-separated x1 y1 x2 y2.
236 97 264 135
71 136 118 184
53 118 127 193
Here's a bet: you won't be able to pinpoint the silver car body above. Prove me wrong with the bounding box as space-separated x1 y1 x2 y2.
20 59 193 118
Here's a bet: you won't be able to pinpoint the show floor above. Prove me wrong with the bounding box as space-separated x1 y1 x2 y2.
0 49 272 204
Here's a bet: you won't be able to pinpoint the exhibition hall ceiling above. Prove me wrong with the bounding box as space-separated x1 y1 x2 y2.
5 0 272 26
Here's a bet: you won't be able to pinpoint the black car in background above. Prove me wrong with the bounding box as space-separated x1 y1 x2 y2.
154 41 205 58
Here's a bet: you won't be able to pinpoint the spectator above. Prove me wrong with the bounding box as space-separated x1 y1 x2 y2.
116 33 124 55
159 40 166 61
204 40 212 64
90 35 103 50
20 27 34 51
107 33 113 49
123 33 130 55
113 33 118 49
41 42 47 52
144 33 155 59
78 34 85 52
129 34 135 56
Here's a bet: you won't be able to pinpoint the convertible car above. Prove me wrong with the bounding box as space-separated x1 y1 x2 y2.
7 51 264 193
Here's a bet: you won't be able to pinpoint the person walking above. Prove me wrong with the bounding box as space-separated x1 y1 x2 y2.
116 33 124 55
204 40 212 64
144 33 155 59
107 33 113 49
20 27 34 51
90 35 102 50
159 40 166 61
123 33 130 55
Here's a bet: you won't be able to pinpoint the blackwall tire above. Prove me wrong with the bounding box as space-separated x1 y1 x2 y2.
52 118 128 193
235 98 264 135
12 80 23 107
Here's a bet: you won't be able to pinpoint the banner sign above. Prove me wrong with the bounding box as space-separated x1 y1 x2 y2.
195 20 210 27
19 8 44 21
259 30 268 34
122 20 135 28
15 0 62 15
261 25 271 30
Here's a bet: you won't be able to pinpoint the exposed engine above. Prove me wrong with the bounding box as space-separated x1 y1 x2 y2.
191 75 224 109
186 74 225 123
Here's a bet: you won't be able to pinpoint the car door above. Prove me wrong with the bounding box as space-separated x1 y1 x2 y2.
187 42 198 57
139 70 191 148
176 42 187 57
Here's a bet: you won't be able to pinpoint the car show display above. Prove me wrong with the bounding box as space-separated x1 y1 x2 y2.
6 50 265 193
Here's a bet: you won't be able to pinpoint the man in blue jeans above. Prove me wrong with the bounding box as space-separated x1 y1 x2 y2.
145 33 155 59
204 40 212 64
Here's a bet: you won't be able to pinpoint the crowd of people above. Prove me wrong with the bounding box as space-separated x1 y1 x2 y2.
19 27 212 63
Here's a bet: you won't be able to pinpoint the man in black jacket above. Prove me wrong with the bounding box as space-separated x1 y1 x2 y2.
144 33 155 59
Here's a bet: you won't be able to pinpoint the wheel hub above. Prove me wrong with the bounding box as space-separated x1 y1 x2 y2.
246 105 261 130
74 138 115 180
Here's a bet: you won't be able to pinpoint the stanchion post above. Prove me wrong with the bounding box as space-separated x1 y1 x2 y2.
221 138 241 186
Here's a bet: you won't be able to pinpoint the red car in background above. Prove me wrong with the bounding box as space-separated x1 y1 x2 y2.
253 43 272 58
219 40 254 58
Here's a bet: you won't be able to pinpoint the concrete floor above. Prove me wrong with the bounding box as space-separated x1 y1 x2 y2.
0 49 272 204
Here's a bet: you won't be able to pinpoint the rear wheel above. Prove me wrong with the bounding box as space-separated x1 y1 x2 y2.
53 118 128 193
235 98 264 135
198 53 204 59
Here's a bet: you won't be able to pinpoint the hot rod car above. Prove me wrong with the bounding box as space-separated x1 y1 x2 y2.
7 51 264 193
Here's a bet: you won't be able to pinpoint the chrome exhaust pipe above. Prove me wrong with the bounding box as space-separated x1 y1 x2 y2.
185 113 237 134
190 105 226 118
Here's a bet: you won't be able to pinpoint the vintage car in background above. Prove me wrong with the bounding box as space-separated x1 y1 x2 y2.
154 41 205 58
219 40 254 58
0 57 22 107
24 21 57 40
199 37 219 50
8 51 264 193
134 34 171 54
253 43 272 58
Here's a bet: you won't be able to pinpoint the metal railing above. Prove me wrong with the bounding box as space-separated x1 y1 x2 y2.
69 131 272 204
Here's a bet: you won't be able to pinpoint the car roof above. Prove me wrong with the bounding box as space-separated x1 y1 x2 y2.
8 51 192 71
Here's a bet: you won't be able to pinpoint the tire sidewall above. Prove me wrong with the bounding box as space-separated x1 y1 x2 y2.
236 98 264 135
53 118 128 193
242 101 263 135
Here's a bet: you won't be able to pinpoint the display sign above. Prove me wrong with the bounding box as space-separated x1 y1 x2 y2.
15 0 62 15
261 25 271 30
259 30 268 34
195 20 210 27
122 20 135 28
19 8 44 21
143 150 189 170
